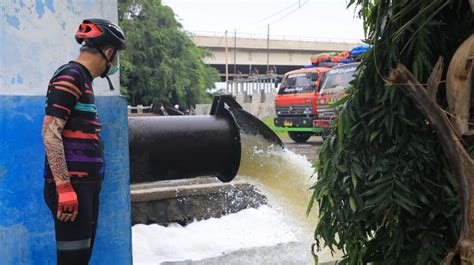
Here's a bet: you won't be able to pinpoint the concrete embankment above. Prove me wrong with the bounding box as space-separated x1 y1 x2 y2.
131 177 267 225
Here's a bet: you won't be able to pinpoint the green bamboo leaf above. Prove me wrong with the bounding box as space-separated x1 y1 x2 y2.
393 178 412 194
369 130 380 142
350 196 357 212
366 189 391 207
368 110 386 127
352 161 364 179
351 172 358 189
338 115 345 146
337 162 349 172
361 180 392 197
400 117 417 127
393 190 420 210
306 192 317 216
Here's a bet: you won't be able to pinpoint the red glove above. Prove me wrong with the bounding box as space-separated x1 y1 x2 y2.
56 182 78 222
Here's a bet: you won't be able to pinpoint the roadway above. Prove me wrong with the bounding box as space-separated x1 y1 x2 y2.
282 135 323 163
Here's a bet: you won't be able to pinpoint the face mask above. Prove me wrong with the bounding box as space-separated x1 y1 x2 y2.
107 59 120 76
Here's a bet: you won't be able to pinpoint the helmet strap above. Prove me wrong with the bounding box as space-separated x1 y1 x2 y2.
95 45 118 90
105 75 115 91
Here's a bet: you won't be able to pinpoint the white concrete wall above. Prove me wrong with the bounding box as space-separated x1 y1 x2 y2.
196 89 277 119
192 35 361 51
0 0 120 96
203 48 319 66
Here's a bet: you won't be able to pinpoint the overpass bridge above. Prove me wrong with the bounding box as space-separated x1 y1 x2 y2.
190 33 363 80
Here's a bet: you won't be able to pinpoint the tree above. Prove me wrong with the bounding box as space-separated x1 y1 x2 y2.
309 1 473 264
118 0 219 107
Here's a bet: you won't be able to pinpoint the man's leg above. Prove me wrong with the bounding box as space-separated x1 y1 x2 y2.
87 183 101 261
44 180 97 265
56 246 91 265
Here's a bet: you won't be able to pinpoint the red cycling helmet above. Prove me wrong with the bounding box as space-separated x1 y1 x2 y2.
75 19 126 90
75 18 126 50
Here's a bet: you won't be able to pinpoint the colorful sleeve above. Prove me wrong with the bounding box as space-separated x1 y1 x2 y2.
45 67 84 120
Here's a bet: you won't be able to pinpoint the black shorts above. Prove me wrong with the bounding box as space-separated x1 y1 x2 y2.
44 179 102 251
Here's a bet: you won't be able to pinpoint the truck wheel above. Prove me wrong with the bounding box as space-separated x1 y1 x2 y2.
288 132 312 143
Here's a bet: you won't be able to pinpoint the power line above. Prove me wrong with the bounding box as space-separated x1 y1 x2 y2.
267 0 309 25
240 0 309 33
257 1 300 23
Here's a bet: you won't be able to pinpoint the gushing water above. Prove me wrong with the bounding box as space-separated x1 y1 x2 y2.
236 134 341 264
237 134 317 232
132 134 339 264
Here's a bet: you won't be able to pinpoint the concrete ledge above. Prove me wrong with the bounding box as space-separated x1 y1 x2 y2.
131 177 267 225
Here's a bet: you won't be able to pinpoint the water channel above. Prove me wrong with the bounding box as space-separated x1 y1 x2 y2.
132 134 338 264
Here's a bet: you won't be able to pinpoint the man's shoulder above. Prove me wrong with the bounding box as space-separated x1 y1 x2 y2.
51 62 86 81
49 62 88 91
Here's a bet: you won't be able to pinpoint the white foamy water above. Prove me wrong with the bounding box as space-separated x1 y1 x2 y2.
132 205 297 265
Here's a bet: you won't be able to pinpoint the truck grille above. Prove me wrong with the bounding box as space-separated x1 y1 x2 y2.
276 105 312 116
317 104 339 120
317 111 336 119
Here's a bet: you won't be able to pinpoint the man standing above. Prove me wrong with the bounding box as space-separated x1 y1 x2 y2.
42 19 126 265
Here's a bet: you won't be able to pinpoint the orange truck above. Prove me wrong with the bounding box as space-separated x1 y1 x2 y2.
315 62 359 139
273 66 331 143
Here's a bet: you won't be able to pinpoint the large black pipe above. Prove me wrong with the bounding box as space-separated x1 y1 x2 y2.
129 95 283 184
128 108 241 183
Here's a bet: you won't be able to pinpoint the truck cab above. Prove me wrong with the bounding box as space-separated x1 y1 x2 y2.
274 67 330 143
315 62 359 138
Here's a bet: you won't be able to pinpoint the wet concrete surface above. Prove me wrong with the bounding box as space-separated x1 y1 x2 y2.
162 241 337 265
282 136 323 163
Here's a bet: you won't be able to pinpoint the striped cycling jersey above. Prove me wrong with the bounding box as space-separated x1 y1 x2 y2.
44 61 104 182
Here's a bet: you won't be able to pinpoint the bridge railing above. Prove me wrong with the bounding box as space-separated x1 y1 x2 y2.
128 105 152 114
186 30 362 44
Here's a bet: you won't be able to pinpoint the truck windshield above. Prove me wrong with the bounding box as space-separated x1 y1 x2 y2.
319 65 357 95
278 72 318 94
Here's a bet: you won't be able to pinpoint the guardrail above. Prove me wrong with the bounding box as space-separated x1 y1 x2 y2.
186 30 363 44
128 105 152 114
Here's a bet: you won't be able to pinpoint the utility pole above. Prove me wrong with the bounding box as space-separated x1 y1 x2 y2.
233 29 237 78
266 24 270 73
225 30 229 91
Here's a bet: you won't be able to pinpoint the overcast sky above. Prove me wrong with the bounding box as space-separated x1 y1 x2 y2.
162 0 365 42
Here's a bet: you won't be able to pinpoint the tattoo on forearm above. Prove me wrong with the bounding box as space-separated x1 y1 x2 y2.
42 116 69 185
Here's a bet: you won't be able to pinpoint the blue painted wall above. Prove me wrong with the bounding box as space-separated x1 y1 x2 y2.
0 96 132 264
